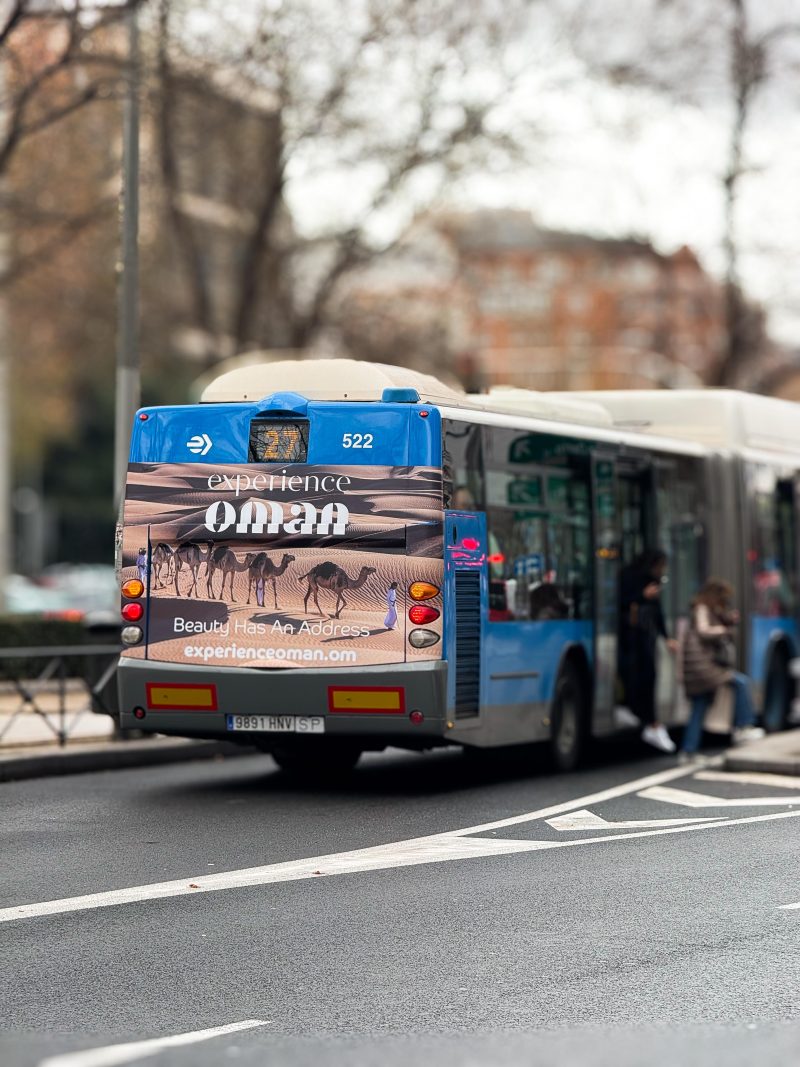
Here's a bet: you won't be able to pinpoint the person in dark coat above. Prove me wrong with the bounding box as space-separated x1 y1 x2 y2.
680 578 764 762
618 548 679 752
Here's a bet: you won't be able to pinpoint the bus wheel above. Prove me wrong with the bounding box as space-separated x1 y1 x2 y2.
269 741 362 780
763 650 791 732
549 663 586 773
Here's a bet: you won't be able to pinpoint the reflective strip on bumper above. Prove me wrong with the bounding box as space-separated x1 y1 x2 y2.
146 683 218 711
327 686 405 714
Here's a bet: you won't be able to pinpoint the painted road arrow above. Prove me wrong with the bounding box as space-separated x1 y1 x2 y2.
547 809 724 831
638 785 800 808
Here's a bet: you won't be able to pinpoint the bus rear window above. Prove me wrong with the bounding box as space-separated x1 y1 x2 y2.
248 420 309 463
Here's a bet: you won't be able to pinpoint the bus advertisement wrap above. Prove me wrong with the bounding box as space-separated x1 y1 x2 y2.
120 462 444 669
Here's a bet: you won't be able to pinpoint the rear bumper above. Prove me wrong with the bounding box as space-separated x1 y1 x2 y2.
118 657 448 744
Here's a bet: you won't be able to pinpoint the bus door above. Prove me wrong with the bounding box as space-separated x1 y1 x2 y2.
443 511 486 723
591 456 620 733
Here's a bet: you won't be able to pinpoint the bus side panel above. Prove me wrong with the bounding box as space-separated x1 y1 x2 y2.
481 620 592 745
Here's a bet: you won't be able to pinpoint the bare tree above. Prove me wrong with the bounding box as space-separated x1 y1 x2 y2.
560 0 800 387
152 0 537 364
0 0 142 286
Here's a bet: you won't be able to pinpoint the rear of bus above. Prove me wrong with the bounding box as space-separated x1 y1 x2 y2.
116 366 448 760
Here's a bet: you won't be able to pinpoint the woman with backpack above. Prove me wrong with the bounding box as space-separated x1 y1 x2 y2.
680 578 764 763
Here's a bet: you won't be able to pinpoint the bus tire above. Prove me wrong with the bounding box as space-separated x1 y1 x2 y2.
549 662 586 773
269 740 362 780
763 647 791 733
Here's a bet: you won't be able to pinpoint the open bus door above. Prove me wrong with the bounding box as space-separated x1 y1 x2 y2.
591 456 620 734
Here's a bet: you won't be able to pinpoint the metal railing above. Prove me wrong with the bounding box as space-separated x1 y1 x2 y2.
0 644 121 747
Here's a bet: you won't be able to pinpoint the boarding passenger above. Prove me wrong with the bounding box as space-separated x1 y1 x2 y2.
618 549 679 753
679 578 765 764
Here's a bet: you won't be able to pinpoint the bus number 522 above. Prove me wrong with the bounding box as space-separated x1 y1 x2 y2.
342 433 373 448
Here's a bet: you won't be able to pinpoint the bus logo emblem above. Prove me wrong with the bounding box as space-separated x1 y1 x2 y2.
187 433 213 455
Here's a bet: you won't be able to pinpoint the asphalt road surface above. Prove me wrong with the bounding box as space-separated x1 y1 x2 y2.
3 741 800 1066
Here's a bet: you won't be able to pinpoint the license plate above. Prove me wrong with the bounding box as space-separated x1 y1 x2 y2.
225 714 325 734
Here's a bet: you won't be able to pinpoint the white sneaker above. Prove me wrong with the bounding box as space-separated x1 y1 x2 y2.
732 726 766 745
642 724 677 753
677 751 708 766
614 706 641 729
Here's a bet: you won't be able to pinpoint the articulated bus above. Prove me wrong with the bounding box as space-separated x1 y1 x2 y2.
116 360 800 773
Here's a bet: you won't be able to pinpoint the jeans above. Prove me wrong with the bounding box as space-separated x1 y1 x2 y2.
682 672 756 753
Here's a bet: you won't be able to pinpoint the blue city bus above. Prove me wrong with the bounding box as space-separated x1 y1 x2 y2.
116 362 800 772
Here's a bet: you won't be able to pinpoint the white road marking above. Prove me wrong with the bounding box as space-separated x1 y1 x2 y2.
445 763 697 836
779 900 800 911
638 785 800 808
3 763 797 925
36 1020 267 1067
547 809 724 831
695 769 800 790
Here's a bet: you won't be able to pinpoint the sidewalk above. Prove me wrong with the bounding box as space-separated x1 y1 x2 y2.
0 736 253 782
723 727 800 775
0 677 254 781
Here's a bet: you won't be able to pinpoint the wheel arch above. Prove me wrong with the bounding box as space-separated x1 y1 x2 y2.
762 631 795 730
554 641 592 708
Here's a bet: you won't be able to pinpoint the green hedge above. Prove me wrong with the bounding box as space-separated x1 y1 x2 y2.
0 616 108 681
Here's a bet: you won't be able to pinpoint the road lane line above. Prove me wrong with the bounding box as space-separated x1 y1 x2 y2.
36 1020 267 1067
695 770 800 790
4 806 800 924
639 785 800 808
0 763 691 924
547 809 724 831
779 900 800 911
446 763 698 836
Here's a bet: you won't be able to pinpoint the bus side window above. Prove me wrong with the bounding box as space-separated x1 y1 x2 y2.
749 464 796 617
484 428 591 622
443 421 483 510
655 454 706 632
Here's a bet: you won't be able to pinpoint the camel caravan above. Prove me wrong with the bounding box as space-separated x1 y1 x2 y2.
149 542 374 618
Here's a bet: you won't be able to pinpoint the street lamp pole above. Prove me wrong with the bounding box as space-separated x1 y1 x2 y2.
0 52 11 609
114 4 141 508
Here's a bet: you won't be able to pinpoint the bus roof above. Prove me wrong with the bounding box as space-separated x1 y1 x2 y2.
200 358 466 405
200 359 613 427
198 361 800 454
551 390 800 454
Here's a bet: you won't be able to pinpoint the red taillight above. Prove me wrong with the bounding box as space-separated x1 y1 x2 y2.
409 710 424 725
488 553 505 565
408 604 440 625
122 602 144 622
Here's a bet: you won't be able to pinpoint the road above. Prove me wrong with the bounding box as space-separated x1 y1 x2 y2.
3 742 800 1066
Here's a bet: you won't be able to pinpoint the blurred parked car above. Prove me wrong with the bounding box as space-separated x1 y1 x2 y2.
6 565 119 628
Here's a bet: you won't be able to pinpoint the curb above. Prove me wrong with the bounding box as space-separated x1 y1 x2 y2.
723 749 800 775
722 729 800 776
0 738 255 783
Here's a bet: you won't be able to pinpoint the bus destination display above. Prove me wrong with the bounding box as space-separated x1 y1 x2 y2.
248 420 309 463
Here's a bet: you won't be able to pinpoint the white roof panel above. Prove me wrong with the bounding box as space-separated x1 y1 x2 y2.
551 390 800 454
200 358 465 405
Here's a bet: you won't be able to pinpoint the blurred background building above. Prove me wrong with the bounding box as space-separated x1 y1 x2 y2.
333 210 780 393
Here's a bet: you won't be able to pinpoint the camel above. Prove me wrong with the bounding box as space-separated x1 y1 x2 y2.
246 553 296 609
173 541 213 598
299 562 377 619
206 545 253 602
151 543 174 589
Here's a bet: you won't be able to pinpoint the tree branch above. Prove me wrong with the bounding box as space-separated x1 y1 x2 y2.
154 0 215 361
